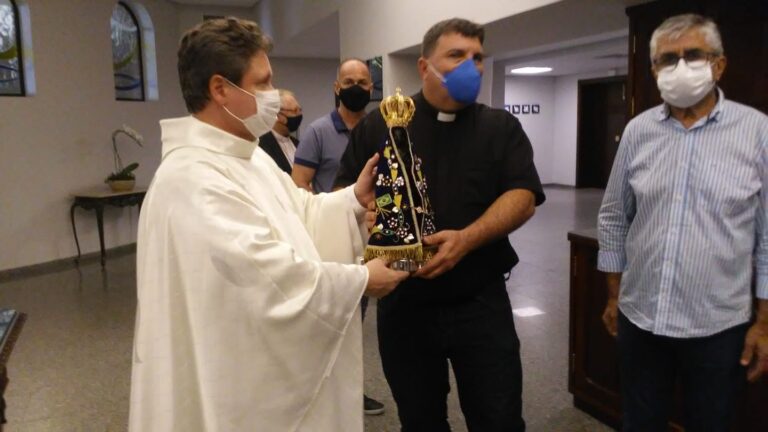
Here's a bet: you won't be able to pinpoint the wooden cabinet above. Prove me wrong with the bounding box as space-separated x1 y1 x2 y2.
567 230 622 429
626 0 768 118
567 229 768 431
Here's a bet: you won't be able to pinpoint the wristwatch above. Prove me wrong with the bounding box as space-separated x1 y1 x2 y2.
389 259 420 273
357 257 421 273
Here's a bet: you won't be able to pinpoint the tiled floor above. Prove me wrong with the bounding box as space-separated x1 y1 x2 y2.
0 187 613 431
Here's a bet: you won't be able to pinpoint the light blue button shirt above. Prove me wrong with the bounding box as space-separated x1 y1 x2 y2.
597 89 768 338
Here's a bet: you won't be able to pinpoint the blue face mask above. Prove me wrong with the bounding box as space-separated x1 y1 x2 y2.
428 59 482 105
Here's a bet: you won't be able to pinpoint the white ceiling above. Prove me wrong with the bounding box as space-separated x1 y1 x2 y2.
503 35 629 77
389 0 643 78
171 0 259 7
491 0 654 76
262 0 653 76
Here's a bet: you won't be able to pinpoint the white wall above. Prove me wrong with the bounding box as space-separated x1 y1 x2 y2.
0 0 256 271
504 77 556 184
268 57 339 138
177 4 257 36
384 54 421 97
503 69 627 186
257 0 340 46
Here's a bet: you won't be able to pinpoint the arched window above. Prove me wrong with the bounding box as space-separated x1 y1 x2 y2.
0 0 24 96
111 1 144 101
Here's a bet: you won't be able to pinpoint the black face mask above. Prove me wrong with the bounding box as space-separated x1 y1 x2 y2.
337 85 371 112
284 114 303 132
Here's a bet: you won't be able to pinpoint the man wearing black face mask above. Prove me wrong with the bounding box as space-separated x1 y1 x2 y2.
292 58 372 194
258 89 302 174
291 58 386 416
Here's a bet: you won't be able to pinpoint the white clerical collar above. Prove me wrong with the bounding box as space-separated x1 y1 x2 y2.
437 112 456 122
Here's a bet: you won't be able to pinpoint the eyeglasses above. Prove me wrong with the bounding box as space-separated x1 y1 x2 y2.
653 49 719 69
279 107 302 116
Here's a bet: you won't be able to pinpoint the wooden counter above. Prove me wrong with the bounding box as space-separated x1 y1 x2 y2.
567 229 768 431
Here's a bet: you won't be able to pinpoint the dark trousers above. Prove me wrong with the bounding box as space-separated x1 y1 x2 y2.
377 278 525 432
617 312 748 432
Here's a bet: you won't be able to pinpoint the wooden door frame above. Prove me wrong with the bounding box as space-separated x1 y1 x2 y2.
575 75 627 188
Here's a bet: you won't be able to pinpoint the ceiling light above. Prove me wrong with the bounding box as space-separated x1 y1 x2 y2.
510 67 553 75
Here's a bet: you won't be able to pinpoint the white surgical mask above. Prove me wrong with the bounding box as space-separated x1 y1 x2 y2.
223 79 280 139
656 59 715 108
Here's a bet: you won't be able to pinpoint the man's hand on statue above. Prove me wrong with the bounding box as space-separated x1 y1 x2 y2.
413 230 469 279
354 153 380 208
364 257 409 298
365 201 376 232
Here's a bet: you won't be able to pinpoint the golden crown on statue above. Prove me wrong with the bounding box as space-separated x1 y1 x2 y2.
379 87 415 128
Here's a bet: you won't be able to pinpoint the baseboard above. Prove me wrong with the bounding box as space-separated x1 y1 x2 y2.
0 243 137 283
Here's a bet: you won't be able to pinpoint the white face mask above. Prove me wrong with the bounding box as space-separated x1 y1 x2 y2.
223 79 280 139
656 59 715 108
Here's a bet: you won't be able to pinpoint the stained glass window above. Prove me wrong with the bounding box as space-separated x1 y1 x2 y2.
0 0 24 96
111 2 144 101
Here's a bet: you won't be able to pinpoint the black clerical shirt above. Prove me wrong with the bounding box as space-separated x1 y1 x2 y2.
336 92 545 302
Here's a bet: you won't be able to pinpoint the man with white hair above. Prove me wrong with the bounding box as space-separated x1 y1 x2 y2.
598 13 768 431
258 89 302 174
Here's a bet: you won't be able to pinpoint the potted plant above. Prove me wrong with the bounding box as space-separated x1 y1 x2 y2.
105 162 139 191
106 125 143 191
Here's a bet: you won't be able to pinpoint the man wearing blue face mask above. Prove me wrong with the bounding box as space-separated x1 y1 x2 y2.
598 14 768 432
336 18 545 432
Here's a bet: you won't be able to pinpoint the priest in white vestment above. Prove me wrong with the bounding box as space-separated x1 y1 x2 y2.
129 17 408 432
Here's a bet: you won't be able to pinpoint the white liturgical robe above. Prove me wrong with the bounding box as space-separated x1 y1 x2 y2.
129 116 369 432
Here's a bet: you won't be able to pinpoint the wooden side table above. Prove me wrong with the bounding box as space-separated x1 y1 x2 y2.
70 187 147 266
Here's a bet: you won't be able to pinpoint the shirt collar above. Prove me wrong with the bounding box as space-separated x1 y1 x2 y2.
160 116 257 160
271 129 293 144
414 90 471 122
656 87 725 124
330 109 349 133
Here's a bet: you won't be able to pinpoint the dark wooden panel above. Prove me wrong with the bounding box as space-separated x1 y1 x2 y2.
568 231 768 431
576 77 627 189
568 236 622 429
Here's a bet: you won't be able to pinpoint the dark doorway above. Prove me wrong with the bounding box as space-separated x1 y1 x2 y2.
576 76 627 188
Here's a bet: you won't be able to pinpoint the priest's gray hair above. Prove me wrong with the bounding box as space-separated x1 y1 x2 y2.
650 14 723 62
